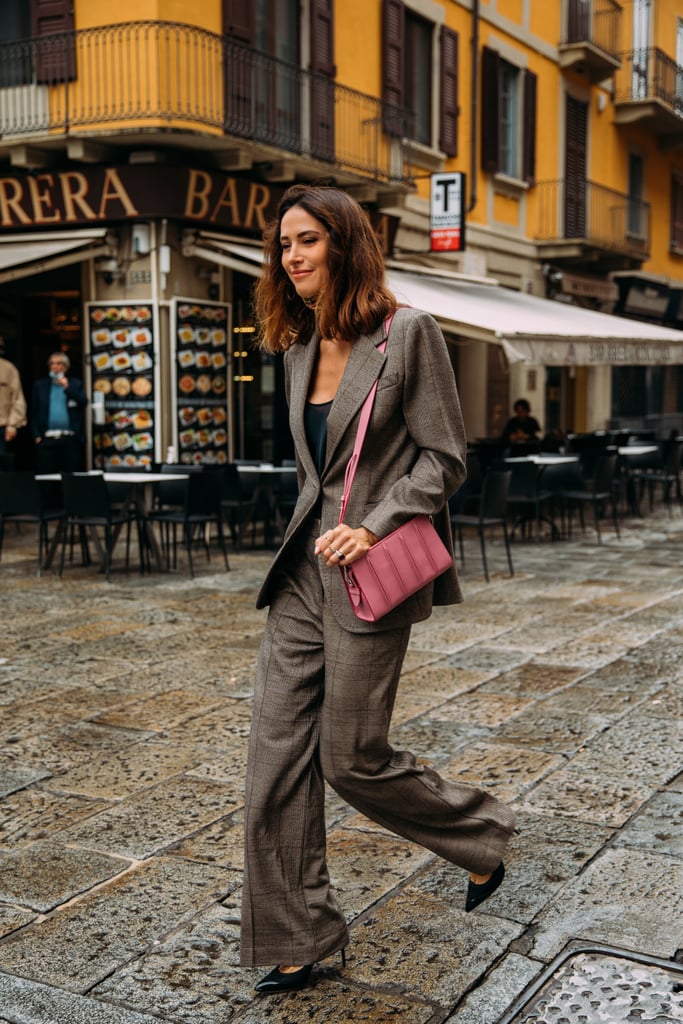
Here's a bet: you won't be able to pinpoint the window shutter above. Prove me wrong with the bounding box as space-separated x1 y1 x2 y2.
310 0 335 160
439 26 459 157
31 0 76 83
222 0 254 44
382 0 405 137
522 68 537 185
222 0 255 135
671 173 683 251
481 46 499 173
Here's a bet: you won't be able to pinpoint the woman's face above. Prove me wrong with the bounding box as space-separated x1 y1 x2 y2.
280 205 330 302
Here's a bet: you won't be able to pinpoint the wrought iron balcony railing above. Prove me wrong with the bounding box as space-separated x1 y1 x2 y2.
615 47 683 133
535 179 650 261
563 0 622 60
0 20 413 185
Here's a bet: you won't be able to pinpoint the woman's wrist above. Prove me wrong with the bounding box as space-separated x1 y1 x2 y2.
359 526 378 547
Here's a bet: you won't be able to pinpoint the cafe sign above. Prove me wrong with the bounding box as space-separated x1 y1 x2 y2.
0 166 284 234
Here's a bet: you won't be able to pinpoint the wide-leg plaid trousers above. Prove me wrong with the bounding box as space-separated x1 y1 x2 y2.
240 526 516 967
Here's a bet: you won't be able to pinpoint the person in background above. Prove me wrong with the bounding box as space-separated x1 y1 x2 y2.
0 336 27 467
31 352 88 473
240 184 516 995
501 398 541 445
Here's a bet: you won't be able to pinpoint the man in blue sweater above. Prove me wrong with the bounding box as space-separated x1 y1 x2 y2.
32 352 88 473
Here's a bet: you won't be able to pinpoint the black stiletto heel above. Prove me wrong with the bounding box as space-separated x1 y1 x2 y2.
254 949 347 994
254 964 313 994
465 861 505 913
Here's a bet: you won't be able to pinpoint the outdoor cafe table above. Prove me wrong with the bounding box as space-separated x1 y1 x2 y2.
617 445 660 516
36 470 189 571
503 454 580 539
236 463 298 547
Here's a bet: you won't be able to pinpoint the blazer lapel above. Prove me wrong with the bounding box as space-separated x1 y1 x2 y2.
288 336 322 483
324 321 387 474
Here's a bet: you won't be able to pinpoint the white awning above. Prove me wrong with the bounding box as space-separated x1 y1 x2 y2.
0 229 114 284
387 269 683 366
177 237 683 366
182 232 264 278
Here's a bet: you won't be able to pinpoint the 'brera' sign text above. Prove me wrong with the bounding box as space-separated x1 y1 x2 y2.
0 167 281 232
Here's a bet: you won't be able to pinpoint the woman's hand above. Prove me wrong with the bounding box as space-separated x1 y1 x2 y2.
314 524 378 566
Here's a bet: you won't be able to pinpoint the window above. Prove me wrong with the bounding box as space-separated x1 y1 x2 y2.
499 61 519 178
628 152 645 238
671 172 683 253
0 0 75 87
405 11 432 146
481 46 536 184
223 0 335 159
382 0 459 156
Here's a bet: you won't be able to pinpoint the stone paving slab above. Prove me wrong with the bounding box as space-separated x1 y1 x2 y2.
0 723 156 778
344 885 523 1009
0 768 51 798
0 857 236 993
612 789 683 858
0 972 165 1024
517 764 655 827
439 742 562 804
451 952 543 1024
0 841 127 913
0 787 109 851
61 777 242 860
527 847 683 962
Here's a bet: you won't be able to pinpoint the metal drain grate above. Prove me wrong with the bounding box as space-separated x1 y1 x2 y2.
500 944 683 1024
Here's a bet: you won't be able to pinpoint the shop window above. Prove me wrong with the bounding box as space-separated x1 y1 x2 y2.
382 0 459 157
671 172 683 253
481 46 536 184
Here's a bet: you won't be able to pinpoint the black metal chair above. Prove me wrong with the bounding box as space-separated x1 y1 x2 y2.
506 459 552 540
58 473 135 580
450 469 513 582
147 470 230 577
640 439 683 516
0 472 65 575
220 462 257 549
563 454 620 544
274 461 299 532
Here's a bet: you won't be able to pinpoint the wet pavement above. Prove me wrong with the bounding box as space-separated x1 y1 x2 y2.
0 507 682 1024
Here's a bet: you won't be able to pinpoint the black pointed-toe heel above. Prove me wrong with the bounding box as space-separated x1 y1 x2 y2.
465 861 505 913
254 950 346 995
254 964 313 994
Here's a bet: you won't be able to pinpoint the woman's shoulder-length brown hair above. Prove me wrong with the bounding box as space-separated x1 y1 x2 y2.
253 184 397 353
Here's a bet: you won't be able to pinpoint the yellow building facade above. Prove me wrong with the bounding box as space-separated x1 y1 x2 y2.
2 0 683 468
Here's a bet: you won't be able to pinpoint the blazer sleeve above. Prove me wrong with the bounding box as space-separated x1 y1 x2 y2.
359 309 466 541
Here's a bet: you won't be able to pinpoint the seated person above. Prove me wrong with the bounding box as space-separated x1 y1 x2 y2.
501 398 541 445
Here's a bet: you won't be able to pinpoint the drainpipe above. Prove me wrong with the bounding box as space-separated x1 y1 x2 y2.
467 0 479 213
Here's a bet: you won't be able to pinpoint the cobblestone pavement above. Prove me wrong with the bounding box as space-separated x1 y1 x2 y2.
0 507 682 1024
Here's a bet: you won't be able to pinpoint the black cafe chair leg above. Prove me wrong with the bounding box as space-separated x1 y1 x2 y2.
477 524 490 583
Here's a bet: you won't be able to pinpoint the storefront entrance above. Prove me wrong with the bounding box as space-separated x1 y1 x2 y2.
0 263 84 470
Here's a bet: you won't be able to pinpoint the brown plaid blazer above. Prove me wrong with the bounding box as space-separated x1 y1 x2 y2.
256 306 467 632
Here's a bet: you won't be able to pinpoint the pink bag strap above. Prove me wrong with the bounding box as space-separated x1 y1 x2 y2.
338 314 394 524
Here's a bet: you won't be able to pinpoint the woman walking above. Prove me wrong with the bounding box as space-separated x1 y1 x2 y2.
240 184 515 993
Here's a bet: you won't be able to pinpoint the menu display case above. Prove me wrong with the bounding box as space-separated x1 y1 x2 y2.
87 301 158 469
171 298 231 466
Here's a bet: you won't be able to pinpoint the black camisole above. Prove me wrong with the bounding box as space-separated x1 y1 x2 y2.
304 399 332 475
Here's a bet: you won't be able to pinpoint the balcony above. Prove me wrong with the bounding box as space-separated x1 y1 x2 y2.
0 21 413 188
535 179 650 272
614 48 683 145
559 0 622 82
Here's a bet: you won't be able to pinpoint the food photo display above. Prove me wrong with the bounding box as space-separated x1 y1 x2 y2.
172 299 230 466
88 302 157 468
